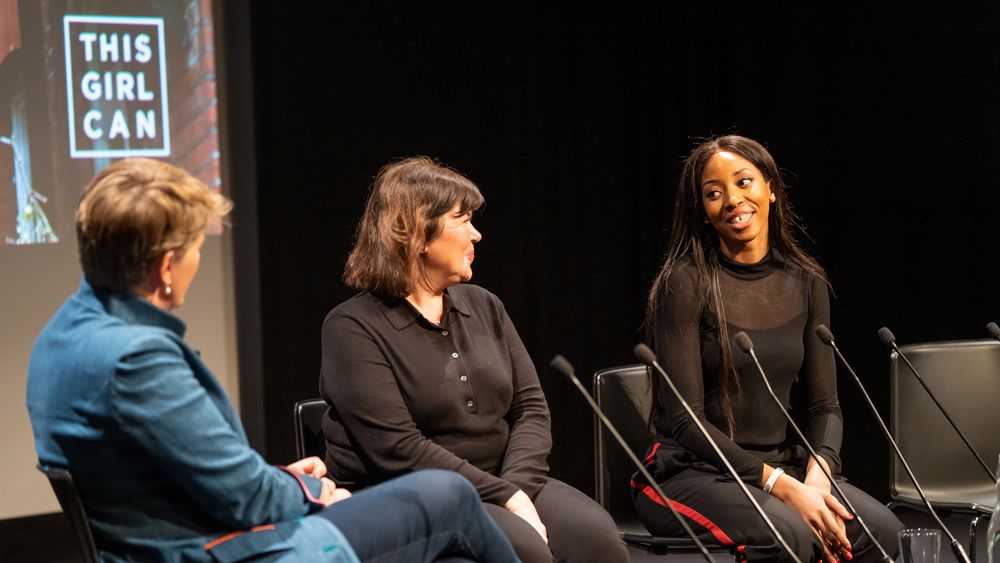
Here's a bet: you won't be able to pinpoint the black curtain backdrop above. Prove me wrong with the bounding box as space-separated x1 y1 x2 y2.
240 3 1000 501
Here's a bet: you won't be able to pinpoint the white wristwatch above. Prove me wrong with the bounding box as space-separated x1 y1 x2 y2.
763 467 785 494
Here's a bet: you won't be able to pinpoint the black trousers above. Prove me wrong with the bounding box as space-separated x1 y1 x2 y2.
483 478 629 563
634 468 904 563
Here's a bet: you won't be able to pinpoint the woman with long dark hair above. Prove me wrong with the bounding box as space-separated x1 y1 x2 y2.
635 136 902 563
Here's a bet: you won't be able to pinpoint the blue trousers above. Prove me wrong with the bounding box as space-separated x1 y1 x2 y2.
318 470 519 563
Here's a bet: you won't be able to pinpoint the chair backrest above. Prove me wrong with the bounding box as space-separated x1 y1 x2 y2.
293 398 330 459
36 464 100 563
890 339 1000 511
593 364 654 536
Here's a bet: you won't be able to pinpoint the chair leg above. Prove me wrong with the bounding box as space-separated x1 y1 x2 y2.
969 513 983 563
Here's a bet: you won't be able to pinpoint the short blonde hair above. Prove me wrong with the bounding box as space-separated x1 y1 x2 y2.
344 157 483 298
76 158 232 292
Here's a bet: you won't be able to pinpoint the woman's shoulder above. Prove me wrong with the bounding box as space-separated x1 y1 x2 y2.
449 282 498 301
322 291 425 342
773 249 828 285
663 258 700 294
448 283 504 315
92 314 187 365
672 257 698 276
324 291 394 323
46 307 187 376
75 292 186 355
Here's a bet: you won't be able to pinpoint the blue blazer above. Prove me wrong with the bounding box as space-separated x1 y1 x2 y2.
26 279 359 563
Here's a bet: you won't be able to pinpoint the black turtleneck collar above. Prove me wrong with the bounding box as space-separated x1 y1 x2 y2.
720 248 786 280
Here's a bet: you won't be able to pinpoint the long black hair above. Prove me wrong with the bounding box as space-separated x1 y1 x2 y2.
644 135 827 434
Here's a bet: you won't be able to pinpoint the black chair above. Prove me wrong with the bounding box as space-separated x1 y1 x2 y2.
293 398 329 459
593 364 728 555
36 463 100 563
889 339 1000 561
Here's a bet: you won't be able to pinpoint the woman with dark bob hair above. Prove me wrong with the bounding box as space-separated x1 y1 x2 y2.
634 136 903 563
321 156 629 563
27 158 519 563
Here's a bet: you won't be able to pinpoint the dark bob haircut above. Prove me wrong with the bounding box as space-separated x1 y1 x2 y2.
344 156 484 298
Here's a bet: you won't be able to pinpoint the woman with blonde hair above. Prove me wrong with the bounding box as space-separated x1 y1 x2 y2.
27 157 518 563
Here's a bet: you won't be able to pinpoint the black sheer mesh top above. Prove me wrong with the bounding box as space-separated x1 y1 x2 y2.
647 250 842 485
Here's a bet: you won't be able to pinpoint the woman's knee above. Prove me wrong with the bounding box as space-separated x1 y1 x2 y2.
504 529 553 563
744 514 821 563
840 483 905 560
779 520 823 563
405 469 480 514
535 479 628 562
409 469 476 493
551 504 626 561
854 505 905 559
483 502 554 563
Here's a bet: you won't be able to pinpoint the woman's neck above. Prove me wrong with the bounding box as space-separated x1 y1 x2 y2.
133 280 172 312
406 285 445 325
719 238 769 265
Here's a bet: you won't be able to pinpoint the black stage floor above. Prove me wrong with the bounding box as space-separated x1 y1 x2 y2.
0 504 989 562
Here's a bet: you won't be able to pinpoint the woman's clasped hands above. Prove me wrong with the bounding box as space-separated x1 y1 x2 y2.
768 463 854 563
286 456 352 506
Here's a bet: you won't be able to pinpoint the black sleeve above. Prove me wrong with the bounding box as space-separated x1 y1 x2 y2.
800 276 844 475
492 295 551 499
652 268 765 484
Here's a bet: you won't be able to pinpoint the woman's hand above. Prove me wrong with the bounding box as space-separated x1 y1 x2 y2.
319 477 352 506
803 455 833 494
801 455 851 560
286 456 328 478
768 468 853 562
286 457 350 505
505 489 548 544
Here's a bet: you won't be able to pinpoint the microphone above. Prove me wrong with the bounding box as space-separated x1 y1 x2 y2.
548 355 716 563
734 332 892 563
816 325 972 563
632 343 803 563
986 322 1000 342
878 327 993 481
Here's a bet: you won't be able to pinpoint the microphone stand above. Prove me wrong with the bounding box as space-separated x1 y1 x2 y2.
878 327 993 482
633 343 803 563
548 355 716 563
735 331 892 563
817 325 972 563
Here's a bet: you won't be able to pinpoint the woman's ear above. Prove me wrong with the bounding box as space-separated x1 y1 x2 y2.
139 250 176 308
156 250 175 292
